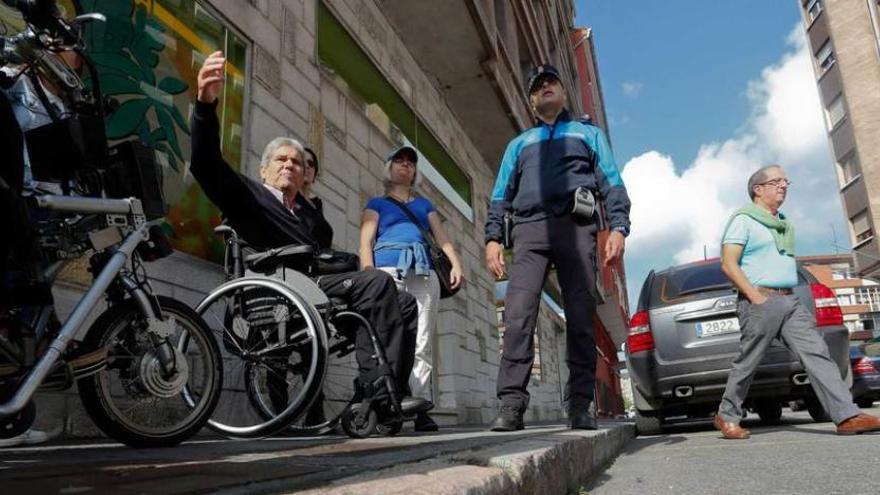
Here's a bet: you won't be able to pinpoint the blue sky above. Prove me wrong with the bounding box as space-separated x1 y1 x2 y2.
575 1 848 311
577 1 802 170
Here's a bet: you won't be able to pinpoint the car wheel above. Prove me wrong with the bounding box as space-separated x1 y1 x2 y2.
856 398 874 409
634 411 662 436
805 396 831 423
755 400 783 424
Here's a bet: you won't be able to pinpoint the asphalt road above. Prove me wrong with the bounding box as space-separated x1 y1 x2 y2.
585 406 880 495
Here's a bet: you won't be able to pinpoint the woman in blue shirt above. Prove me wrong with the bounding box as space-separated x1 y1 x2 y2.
359 145 463 432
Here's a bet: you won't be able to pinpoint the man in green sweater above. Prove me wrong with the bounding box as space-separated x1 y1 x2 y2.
715 165 880 439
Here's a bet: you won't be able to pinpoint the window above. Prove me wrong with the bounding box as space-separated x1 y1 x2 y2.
807 0 823 22
317 3 473 219
856 288 880 311
851 210 874 245
825 94 847 130
838 152 861 186
650 263 733 308
816 40 836 72
831 263 853 280
1 1 250 262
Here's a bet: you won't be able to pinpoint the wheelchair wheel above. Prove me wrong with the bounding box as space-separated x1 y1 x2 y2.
192 277 328 438
284 311 362 436
341 403 377 439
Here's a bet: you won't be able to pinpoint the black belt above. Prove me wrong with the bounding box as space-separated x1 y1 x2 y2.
738 286 793 299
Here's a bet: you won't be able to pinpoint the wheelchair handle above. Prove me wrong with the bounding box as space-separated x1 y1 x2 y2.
213 224 238 239
214 224 244 278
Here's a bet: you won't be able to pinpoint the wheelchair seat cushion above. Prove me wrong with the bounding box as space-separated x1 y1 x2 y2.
244 244 314 273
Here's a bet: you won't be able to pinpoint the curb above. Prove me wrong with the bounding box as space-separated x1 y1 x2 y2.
292 423 635 495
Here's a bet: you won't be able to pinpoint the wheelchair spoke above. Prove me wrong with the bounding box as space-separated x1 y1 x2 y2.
252 328 312 356
202 309 247 356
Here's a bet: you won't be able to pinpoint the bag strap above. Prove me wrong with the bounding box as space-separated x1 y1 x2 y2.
384 196 441 253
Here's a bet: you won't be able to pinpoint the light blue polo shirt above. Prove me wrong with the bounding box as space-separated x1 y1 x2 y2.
722 214 798 288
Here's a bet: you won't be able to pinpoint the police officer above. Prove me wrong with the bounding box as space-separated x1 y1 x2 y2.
485 64 631 431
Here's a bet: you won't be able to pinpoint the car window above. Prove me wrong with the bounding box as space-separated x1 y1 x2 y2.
649 263 733 308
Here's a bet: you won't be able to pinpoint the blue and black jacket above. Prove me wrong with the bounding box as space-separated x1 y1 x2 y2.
484 109 631 243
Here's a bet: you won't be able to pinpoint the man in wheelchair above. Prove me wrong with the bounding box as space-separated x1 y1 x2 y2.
191 51 432 420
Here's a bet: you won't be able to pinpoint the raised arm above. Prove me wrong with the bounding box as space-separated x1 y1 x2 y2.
189 51 251 212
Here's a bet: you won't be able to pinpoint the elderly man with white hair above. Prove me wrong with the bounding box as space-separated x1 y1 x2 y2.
189 51 431 418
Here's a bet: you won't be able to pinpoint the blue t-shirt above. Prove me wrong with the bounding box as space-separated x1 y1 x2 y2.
722 214 798 288
366 196 435 269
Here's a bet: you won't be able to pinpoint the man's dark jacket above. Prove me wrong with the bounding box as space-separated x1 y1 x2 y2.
190 100 331 251
484 109 630 243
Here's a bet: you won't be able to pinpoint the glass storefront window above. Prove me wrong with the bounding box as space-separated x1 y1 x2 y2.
1 1 249 262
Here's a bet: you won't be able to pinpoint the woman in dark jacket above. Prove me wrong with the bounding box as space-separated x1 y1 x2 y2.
296 146 333 249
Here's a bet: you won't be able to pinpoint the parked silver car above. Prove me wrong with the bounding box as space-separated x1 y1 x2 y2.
625 259 851 435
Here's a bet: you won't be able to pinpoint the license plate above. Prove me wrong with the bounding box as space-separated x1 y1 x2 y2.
696 318 740 338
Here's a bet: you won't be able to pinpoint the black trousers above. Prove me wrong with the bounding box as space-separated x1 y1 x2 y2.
0 95 48 307
317 270 418 396
497 215 599 412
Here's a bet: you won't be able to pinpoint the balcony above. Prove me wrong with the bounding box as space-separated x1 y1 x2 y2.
375 0 543 168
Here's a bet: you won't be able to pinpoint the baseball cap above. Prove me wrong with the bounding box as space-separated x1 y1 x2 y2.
386 145 418 164
526 64 562 94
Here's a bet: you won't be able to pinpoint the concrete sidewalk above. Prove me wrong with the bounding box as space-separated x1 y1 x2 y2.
0 422 634 494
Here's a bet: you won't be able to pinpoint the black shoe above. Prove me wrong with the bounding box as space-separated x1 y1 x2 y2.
489 406 524 432
400 396 433 415
569 409 597 430
414 412 439 432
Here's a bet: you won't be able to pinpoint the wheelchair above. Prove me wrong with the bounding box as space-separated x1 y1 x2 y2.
191 225 414 438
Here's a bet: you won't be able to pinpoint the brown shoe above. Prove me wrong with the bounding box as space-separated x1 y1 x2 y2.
837 413 880 435
714 414 750 439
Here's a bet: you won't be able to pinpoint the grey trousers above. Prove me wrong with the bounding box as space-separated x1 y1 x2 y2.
496 216 598 412
718 294 860 425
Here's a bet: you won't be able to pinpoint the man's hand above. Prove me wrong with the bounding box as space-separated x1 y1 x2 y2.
450 264 464 289
752 294 769 305
197 51 225 103
485 241 506 279
603 231 625 267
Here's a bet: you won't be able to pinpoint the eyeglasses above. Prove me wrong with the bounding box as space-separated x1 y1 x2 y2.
304 161 316 170
759 178 791 188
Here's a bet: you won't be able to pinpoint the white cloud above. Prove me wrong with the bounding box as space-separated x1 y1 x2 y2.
622 25 845 306
622 81 643 98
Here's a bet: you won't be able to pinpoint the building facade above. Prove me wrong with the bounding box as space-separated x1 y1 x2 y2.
800 254 880 341
2 0 628 435
799 0 880 277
